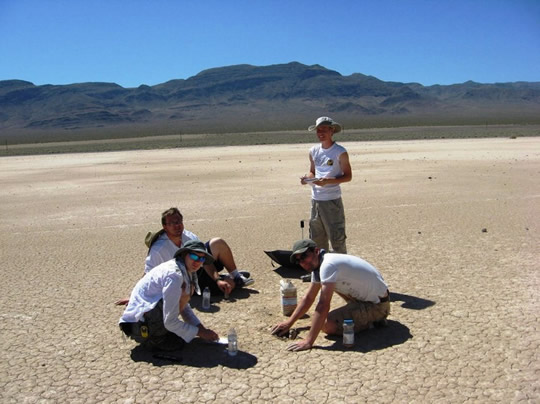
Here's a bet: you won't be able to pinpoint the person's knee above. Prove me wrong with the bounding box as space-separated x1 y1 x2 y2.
208 237 225 246
207 238 235 271
322 318 341 335
208 237 227 253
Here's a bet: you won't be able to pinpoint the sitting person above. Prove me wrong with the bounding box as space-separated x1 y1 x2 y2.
119 240 219 351
271 239 390 351
145 207 254 296
115 207 254 305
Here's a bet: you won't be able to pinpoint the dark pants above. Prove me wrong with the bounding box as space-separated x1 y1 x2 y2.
198 243 227 295
119 300 186 351
196 267 226 295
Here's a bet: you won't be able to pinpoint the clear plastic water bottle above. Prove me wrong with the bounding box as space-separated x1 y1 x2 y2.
228 328 238 356
343 319 354 348
202 287 211 310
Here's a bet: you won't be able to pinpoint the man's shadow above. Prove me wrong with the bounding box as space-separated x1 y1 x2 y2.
390 292 435 310
318 291 435 352
320 320 412 353
130 340 257 369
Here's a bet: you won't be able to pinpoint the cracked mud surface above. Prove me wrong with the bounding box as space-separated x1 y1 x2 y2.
1 138 538 403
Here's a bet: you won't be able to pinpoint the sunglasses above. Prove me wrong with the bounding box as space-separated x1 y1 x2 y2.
295 249 313 264
166 220 183 226
188 253 206 263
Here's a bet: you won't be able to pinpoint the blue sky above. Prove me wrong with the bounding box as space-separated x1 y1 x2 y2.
1 0 539 88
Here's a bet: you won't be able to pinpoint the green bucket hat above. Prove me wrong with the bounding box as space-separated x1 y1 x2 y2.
174 240 214 264
290 239 317 263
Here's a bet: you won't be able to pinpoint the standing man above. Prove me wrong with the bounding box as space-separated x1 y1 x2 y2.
119 240 219 351
301 116 352 253
271 239 390 352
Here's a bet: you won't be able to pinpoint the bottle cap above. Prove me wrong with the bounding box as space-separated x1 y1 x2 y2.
280 279 294 289
344 319 353 324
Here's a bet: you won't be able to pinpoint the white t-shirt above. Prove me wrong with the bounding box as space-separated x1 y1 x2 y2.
144 230 199 273
120 258 201 342
312 253 388 303
310 142 347 201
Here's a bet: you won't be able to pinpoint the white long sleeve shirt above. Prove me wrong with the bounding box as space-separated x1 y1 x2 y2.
120 258 201 342
144 230 199 273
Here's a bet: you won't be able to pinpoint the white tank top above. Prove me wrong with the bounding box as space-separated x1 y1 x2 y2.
310 142 347 201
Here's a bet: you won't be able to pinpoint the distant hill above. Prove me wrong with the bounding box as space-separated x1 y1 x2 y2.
1 62 539 143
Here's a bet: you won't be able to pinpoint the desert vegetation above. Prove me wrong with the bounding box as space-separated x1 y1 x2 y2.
1 124 539 157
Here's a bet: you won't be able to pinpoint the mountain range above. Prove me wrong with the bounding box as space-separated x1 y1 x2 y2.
1 62 539 143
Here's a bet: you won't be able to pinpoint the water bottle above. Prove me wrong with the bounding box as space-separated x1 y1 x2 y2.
343 319 354 348
280 279 297 316
228 328 238 356
202 287 211 310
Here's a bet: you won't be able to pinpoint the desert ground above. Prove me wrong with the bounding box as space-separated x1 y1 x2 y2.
1 137 538 403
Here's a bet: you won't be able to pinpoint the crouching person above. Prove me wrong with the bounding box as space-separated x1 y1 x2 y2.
119 240 219 351
271 239 390 351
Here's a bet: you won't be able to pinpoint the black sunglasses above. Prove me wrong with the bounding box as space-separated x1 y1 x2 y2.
295 248 313 264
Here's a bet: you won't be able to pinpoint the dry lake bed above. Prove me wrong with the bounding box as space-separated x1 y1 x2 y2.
1 137 538 402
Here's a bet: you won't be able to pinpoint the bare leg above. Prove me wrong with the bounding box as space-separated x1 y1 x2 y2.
206 237 237 273
205 237 254 288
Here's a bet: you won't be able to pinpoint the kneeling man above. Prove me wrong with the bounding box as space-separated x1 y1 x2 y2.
271 239 390 351
119 240 219 351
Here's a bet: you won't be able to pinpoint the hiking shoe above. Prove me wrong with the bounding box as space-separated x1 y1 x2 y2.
234 274 255 288
239 271 251 279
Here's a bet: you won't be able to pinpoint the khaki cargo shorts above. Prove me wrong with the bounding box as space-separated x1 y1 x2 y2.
328 297 390 334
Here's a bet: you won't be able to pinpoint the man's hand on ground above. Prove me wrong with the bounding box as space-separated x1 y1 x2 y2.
217 278 234 294
271 322 291 337
286 338 312 352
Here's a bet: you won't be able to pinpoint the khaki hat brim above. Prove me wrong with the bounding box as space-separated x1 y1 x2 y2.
308 123 342 133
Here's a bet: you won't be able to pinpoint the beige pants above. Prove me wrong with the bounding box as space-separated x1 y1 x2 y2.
328 298 390 334
310 197 347 253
